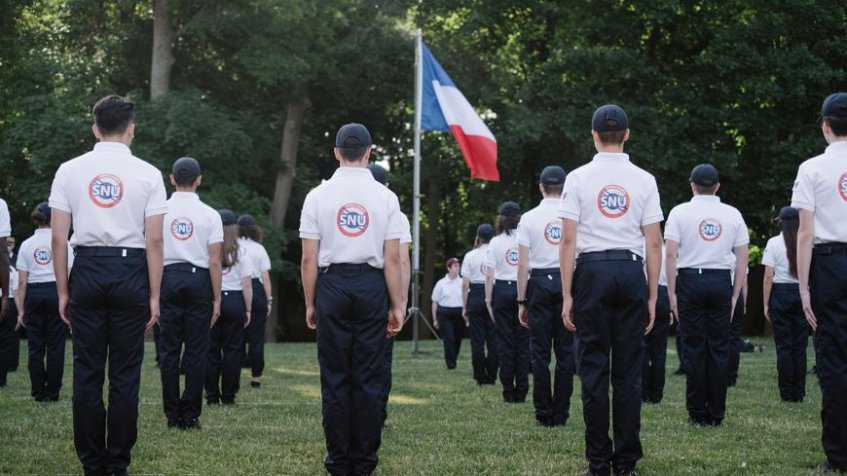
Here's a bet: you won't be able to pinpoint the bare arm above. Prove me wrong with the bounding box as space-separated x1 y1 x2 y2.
643 223 662 335
145 214 165 332
731 244 749 322
559 218 578 332
15 270 27 329
484 267 494 322
261 270 273 316
665 240 680 320
797 209 816 329
383 238 403 337
51 210 72 326
762 266 774 323
241 275 253 328
431 300 439 329
208 242 222 327
301 239 319 330
517 244 530 328
0 237 7 321
400 243 410 311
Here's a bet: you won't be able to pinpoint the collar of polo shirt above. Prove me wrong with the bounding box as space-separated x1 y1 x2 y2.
93 141 131 154
825 141 847 153
691 195 721 202
593 152 630 162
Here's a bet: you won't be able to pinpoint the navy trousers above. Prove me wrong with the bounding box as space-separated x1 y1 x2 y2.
811 246 847 470
527 269 574 425
159 265 212 422
573 257 646 475
727 293 746 386
467 283 497 384
69 250 149 476
205 291 245 403
677 269 732 425
493 279 529 402
436 306 464 369
769 282 807 402
315 265 391 476
0 298 17 386
642 285 670 403
25 282 67 400
245 278 268 378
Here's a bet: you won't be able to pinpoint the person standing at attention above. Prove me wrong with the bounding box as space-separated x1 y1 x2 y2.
299 123 404 476
462 224 498 385
791 92 847 473
432 257 466 370
49 94 167 476
559 104 663 476
516 165 574 427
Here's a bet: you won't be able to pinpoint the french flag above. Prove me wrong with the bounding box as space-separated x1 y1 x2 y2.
420 43 499 182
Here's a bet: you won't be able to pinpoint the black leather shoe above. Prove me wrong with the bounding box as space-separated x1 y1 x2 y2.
221 398 236 405
167 417 181 428
206 398 220 405
181 418 201 430
818 461 846 473
577 466 610 476
250 381 261 388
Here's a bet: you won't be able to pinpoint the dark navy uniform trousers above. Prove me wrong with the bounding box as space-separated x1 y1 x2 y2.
245 277 268 378
811 244 847 470
0 297 18 386
25 282 67 400
573 252 646 475
159 264 211 422
436 306 464 369
527 268 574 425
467 283 497 384
69 247 149 476
677 268 731 425
642 285 670 403
205 290 245 403
493 279 529 402
315 264 391 476
769 282 807 402
727 293 746 386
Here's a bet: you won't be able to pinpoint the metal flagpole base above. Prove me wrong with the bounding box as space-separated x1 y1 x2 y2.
404 307 441 356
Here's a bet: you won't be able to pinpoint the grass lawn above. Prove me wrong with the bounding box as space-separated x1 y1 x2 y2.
0 337 825 475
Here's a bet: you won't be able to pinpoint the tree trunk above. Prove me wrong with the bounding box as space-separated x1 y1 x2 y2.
421 175 441 329
270 82 311 228
150 0 175 99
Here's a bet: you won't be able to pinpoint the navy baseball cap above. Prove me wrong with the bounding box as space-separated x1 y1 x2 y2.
368 164 388 185
821 93 847 119
776 206 799 222
172 157 201 181
336 123 372 149
689 164 720 187
540 165 566 185
219 209 237 226
476 224 494 240
592 104 628 132
36 202 51 221
237 214 257 227
499 201 521 217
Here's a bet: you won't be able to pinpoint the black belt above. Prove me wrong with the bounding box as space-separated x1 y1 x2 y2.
678 268 730 276
319 263 378 274
469 282 484 288
222 290 243 296
494 279 516 285
576 250 642 265
27 282 56 288
772 282 800 289
164 263 207 273
813 242 847 255
74 246 145 257
530 267 560 277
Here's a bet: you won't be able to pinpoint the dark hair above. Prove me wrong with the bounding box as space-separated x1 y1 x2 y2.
779 219 800 278
542 184 564 196
221 224 240 268
339 146 369 161
824 116 847 137
31 207 50 227
693 183 719 195
495 214 520 235
92 95 135 136
238 222 263 243
596 130 627 146
474 235 491 248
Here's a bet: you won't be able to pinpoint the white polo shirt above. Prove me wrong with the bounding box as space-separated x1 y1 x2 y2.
559 153 663 256
462 245 488 284
432 274 464 307
163 192 223 268
2 264 18 298
17 229 74 283
0 199 10 238
762 234 799 284
484 232 520 281
222 247 251 291
516 198 561 270
664 195 749 270
299 167 404 269
400 214 412 245
791 141 847 243
238 238 271 280
49 142 168 248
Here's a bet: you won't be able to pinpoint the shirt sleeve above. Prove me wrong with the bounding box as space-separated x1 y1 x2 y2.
431 279 443 302
0 199 10 238
384 192 404 241
761 239 776 268
460 255 471 277
237 249 252 279
663 207 681 243
482 243 495 269
515 217 530 247
259 245 271 271
208 214 224 245
733 212 750 247
299 191 320 240
641 176 664 226
790 162 815 212
145 173 168 217
400 214 412 245
16 241 31 272
48 165 72 214
559 174 580 221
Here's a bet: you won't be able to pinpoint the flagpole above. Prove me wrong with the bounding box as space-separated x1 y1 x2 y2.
411 28 423 355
